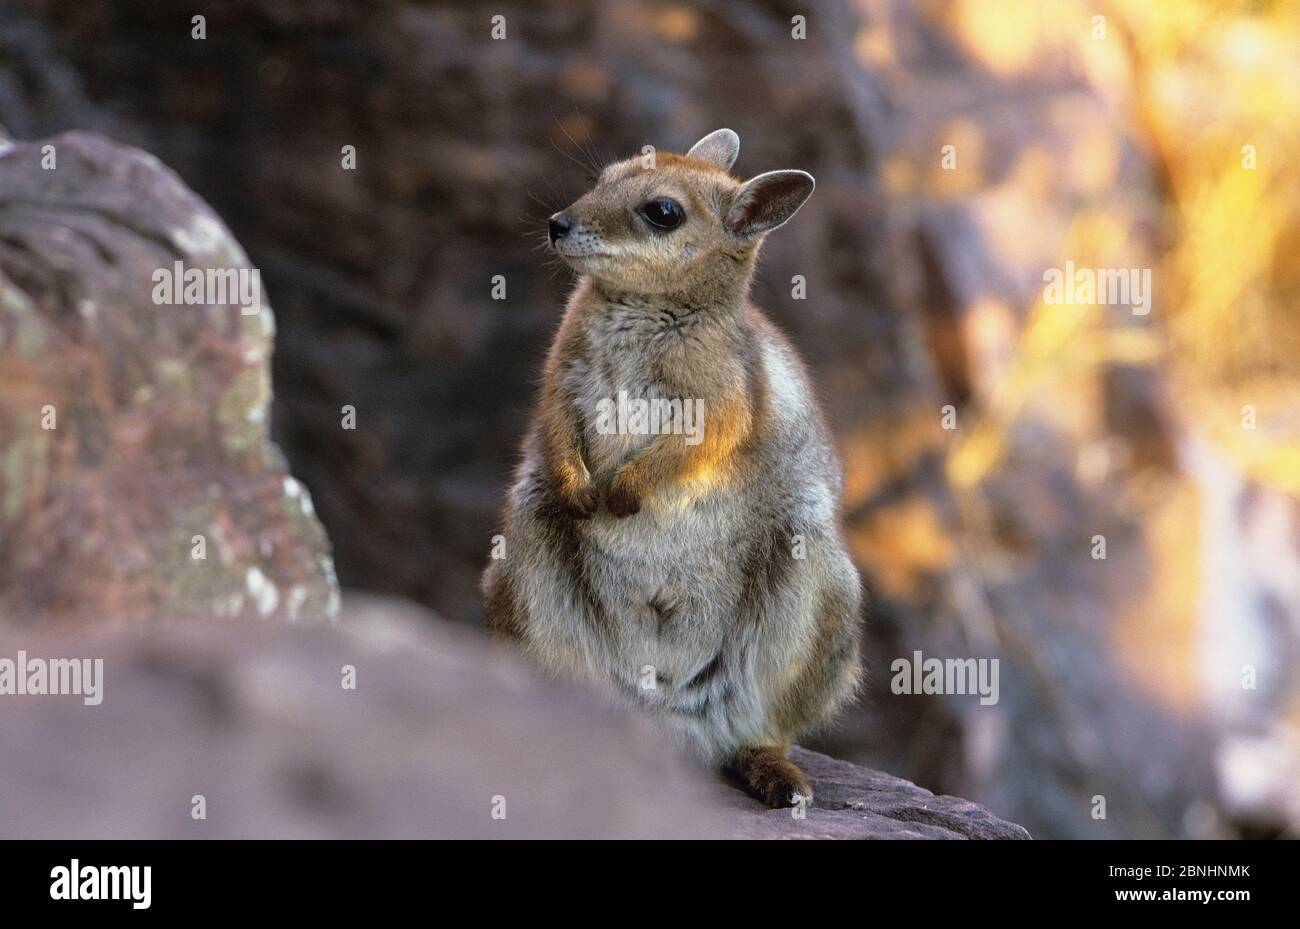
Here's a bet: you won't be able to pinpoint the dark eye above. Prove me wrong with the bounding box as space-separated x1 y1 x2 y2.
638 198 684 230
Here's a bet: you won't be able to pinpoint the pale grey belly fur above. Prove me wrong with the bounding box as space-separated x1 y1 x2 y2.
507 461 839 765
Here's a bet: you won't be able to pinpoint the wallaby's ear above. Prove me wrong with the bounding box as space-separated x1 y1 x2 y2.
686 128 740 171
726 170 815 237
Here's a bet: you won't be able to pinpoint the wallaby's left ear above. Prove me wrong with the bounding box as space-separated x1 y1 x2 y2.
726 170 815 237
686 128 740 171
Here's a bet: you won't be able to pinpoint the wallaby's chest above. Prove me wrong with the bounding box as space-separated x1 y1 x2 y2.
566 307 719 481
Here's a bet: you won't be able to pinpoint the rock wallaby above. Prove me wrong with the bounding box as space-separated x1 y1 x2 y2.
482 129 863 807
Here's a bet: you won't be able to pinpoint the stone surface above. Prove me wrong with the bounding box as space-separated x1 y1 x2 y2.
0 131 337 624
0 597 723 839
725 747 1030 840
0 594 1027 840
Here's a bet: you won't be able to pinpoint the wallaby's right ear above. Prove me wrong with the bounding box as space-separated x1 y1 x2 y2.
725 170 815 237
686 128 740 171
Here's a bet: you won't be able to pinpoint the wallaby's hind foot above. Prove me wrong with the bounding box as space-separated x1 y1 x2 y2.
729 745 813 808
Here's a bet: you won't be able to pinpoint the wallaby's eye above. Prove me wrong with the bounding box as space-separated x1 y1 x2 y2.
638 198 684 230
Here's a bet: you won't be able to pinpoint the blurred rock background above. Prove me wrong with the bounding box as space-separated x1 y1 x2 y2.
0 0 1296 838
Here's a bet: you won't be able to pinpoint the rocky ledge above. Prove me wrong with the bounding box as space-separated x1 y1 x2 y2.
724 747 1030 839
0 595 1030 840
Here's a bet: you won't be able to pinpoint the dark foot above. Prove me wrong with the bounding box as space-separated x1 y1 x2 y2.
729 745 813 808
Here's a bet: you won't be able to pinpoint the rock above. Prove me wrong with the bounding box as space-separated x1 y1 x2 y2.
0 597 724 839
724 747 1031 840
0 594 1026 840
0 131 337 625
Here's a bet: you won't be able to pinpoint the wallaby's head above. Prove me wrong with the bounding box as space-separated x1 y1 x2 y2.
547 129 814 297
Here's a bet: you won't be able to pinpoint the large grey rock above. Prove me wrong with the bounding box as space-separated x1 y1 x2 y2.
0 599 723 839
0 592 1028 840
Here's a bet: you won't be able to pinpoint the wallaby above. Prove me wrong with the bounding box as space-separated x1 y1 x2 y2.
482 129 863 807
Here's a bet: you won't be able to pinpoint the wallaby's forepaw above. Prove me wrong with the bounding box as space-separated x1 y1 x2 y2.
559 478 599 519
731 746 814 809
605 469 642 518
550 462 599 519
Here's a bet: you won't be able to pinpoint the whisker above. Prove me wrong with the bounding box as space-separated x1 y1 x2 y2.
549 134 596 180
550 105 603 178
567 107 606 175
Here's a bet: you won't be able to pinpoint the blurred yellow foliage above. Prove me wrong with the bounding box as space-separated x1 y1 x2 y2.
1122 0 1300 491
948 211 1163 490
944 0 1300 494
949 0 1043 75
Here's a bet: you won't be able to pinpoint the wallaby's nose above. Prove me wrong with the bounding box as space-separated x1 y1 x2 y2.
548 213 573 245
